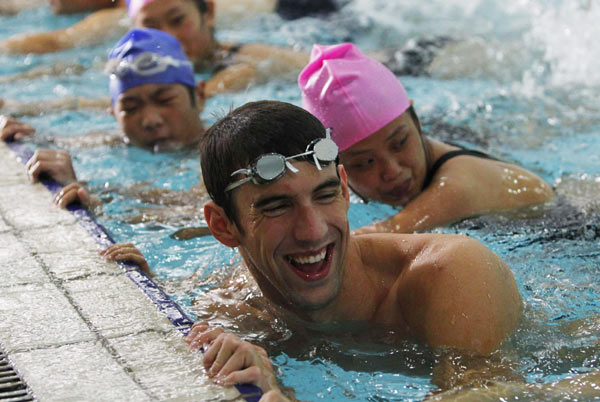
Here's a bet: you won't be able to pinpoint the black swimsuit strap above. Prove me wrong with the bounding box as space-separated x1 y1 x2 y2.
422 148 499 189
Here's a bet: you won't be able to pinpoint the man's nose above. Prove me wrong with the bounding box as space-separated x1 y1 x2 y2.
293 204 328 243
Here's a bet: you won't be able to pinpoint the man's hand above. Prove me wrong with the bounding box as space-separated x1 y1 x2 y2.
99 243 151 275
25 149 77 184
0 115 35 141
185 322 283 395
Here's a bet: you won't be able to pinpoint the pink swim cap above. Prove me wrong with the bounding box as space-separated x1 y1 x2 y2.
299 43 410 152
126 0 156 19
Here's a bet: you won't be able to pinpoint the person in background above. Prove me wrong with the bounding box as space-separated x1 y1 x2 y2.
2 28 208 241
298 43 553 234
0 0 129 54
126 0 312 97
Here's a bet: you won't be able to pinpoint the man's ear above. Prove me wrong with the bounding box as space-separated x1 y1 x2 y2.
204 200 240 248
203 0 216 28
108 106 115 116
338 164 350 208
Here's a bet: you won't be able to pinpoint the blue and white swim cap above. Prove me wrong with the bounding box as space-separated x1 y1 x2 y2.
107 28 195 104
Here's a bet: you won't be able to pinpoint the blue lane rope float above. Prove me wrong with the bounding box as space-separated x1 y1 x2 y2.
5 141 263 402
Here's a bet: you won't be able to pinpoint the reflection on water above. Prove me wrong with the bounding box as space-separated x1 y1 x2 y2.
1 0 599 401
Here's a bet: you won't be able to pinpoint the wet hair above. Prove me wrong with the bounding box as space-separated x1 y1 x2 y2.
190 0 208 14
201 100 327 226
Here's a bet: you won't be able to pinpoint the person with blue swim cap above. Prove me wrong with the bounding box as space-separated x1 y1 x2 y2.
10 28 207 216
106 27 205 152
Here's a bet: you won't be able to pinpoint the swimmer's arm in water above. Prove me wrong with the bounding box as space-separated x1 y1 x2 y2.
204 63 259 98
100 242 151 276
355 155 553 234
185 322 295 401
0 0 44 15
431 369 600 400
204 44 309 98
396 234 522 355
0 96 110 117
0 115 35 141
0 7 129 54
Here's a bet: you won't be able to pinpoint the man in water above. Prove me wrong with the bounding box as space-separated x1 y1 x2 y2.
185 99 523 398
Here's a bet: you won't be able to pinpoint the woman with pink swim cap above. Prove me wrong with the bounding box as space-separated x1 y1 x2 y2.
299 42 554 234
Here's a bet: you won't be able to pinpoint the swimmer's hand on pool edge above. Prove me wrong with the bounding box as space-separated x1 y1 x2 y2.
54 182 102 211
100 242 151 276
25 149 77 185
185 322 293 401
0 115 35 141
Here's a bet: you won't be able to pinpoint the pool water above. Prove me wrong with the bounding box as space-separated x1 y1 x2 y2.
1 1 599 401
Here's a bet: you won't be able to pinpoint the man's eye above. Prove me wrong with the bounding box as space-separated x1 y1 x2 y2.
316 189 338 202
261 203 290 216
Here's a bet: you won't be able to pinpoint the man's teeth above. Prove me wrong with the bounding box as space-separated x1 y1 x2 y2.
290 249 326 264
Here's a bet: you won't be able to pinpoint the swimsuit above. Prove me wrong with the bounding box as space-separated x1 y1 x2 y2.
422 145 499 189
276 0 339 20
383 36 455 76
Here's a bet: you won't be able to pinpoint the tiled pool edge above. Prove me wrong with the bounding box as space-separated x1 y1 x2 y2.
0 141 261 402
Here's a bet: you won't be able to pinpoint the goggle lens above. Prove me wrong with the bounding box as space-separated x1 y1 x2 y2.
255 154 286 182
225 130 338 193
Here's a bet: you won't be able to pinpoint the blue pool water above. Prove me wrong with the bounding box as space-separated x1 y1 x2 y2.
2 1 599 400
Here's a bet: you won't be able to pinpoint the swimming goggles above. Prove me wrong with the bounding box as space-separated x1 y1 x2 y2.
105 51 193 78
225 129 338 192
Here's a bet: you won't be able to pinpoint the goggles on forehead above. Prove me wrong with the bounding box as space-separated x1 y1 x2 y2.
106 51 193 78
225 128 338 193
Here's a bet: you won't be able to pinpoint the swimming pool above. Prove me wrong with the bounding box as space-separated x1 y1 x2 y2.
1 0 599 400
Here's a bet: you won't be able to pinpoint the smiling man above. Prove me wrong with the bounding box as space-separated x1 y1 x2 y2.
201 100 522 352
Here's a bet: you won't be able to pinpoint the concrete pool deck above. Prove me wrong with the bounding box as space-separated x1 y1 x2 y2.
0 142 255 401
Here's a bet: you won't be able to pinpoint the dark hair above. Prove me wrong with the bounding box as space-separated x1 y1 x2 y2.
190 0 208 13
201 100 327 226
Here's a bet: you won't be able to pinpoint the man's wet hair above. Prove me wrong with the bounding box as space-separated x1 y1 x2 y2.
191 0 208 13
201 100 327 227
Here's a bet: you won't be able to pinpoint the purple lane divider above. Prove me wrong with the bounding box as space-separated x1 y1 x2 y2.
5 140 263 401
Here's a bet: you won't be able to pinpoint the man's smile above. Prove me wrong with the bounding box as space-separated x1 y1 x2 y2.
285 243 334 282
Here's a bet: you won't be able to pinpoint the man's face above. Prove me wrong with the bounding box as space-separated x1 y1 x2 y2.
134 0 215 64
112 83 203 151
230 161 350 313
49 0 115 14
340 111 428 206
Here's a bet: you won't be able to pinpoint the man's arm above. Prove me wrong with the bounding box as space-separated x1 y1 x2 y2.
398 234 522 355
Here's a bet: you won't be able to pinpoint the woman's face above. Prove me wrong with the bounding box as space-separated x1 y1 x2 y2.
134 0 215 63
339 111 428 206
